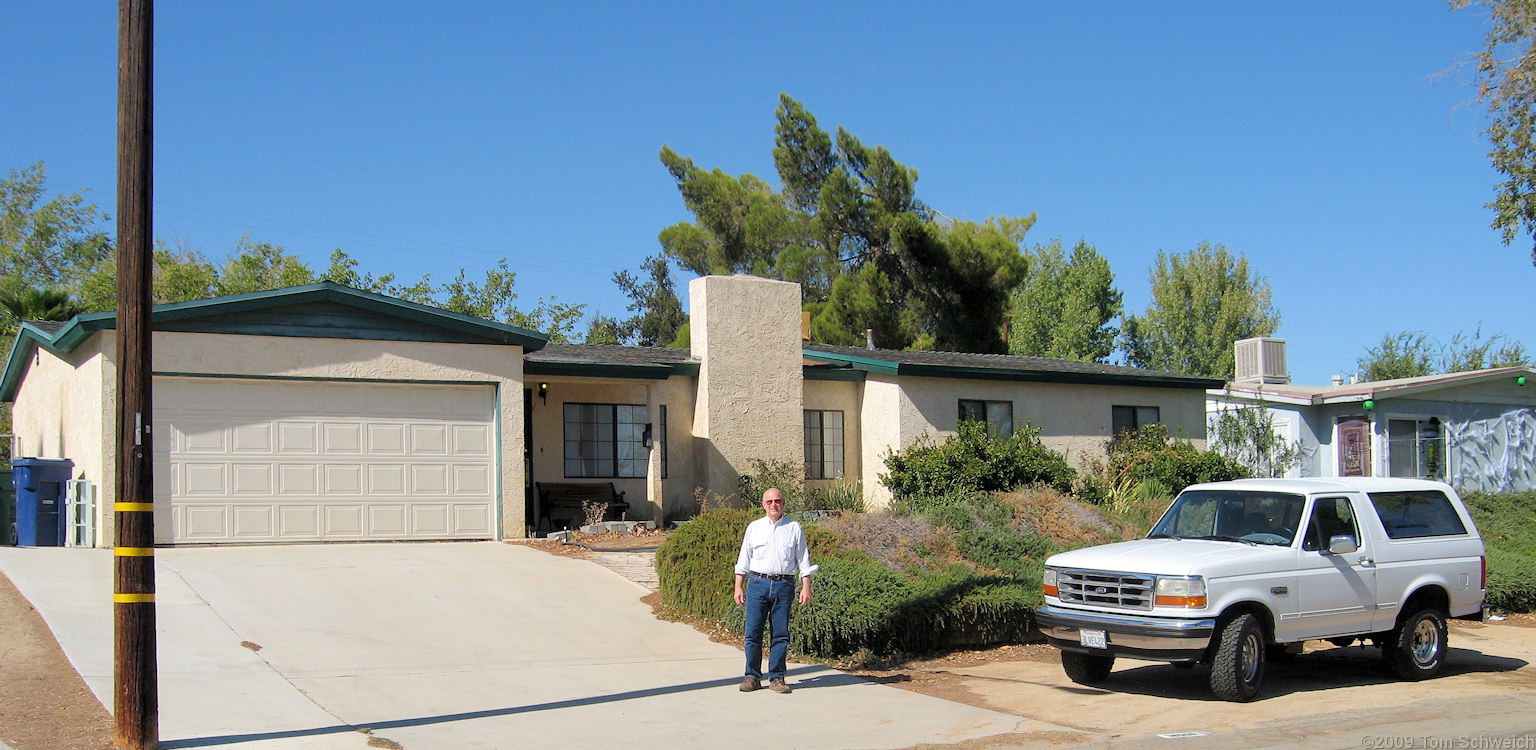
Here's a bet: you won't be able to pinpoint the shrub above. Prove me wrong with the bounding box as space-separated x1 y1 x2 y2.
792 560 1037 657
805 479 866 513
1462 490 1536 613
1098 424 1248 494
880 421 1077 500
655 506 759 628
738 458 805 510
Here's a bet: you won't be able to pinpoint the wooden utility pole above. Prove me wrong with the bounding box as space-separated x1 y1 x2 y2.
115 1 158 748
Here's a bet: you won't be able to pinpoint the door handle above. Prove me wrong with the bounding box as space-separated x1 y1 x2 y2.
1359 558 1375 568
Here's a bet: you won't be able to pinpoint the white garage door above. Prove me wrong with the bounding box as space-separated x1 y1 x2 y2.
155 378 497 544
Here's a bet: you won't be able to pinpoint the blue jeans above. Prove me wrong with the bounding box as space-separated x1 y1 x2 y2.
743 575 793 680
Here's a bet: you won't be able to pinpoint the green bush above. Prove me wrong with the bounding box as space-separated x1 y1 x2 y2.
1462 490 1536 613
792 559 1037 657
655 502 1039 658
1100 424 1248 494
881 421 1077 499
655 507 759 628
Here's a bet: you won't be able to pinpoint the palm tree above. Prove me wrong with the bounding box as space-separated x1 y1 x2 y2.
0 283 82 327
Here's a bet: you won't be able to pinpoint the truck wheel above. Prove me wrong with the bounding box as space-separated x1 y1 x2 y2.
1385 608 1447 680
1210 613 1265 702
1061 650 1114 684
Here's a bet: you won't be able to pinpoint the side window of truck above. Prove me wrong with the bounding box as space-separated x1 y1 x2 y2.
1303 496 1360 552
1366 490 1468 539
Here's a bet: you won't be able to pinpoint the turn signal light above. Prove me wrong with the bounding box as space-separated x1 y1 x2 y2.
1155 594 1207 608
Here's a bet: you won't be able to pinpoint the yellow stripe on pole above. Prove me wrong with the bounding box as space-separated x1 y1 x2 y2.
115 502 154 512
114 547 155 557
114 594 155 604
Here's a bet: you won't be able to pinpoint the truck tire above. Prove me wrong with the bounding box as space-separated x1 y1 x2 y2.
1384 608 1447 680
1061 650 1114 684
1210 613 1265 702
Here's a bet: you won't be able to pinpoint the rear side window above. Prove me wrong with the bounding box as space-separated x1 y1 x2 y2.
1367 490 1468 539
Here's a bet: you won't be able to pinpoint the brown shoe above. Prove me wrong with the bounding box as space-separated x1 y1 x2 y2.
769 677 792 694
739 676 759 692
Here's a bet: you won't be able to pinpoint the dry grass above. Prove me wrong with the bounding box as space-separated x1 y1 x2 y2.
819 511 965 569
998 485 1133 547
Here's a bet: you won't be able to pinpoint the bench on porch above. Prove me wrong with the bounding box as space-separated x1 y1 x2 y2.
536 481 629 530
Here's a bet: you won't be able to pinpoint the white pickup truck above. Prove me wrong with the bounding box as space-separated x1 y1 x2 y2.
1035 477 1486 701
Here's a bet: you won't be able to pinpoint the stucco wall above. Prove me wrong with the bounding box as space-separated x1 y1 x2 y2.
857 374 1210 509
896 375 1209 461
9 334 111 508
527 376 695 524
690 275 803 503
803 378 861 493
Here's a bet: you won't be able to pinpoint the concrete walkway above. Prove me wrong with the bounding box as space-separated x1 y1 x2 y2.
0 542 1027 749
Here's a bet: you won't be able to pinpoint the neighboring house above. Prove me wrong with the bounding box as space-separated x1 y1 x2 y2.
3 274 1221 547
1208 338 1536 491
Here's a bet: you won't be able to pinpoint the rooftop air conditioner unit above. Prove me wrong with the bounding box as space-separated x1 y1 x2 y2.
1233 337 1289 385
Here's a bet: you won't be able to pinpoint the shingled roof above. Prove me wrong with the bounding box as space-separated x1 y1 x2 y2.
802 344 1225 389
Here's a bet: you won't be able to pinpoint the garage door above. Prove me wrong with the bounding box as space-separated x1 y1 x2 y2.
155 378 497 544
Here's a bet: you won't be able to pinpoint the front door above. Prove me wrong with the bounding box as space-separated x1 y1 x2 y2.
1337 417 1371 477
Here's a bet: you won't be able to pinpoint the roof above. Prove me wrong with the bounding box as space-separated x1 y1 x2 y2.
1215 366 1536 406
802 344 1225 389
525 343 699 379
1 283 549 402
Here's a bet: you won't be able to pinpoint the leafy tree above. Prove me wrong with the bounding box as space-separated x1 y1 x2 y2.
0 162 112 292
431 258 585 342
660 94 1032 352
1444 327 1532 370
1358 331 1437 381
1208 395 1306 479
1452 0 1536 265
1006 239 1122 362
1121 242 1280 378
612 254 686 347
1357 328 1530 380
581 313 624 345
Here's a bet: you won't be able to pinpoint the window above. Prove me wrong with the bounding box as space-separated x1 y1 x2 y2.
958 399 1013 437
1303 497 1360 551
1388 417 1446 480
563 403 663 478
804 410 844 479
1367 490 1468 539
1112 405 1161 435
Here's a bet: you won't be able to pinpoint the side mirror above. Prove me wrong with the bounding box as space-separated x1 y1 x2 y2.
1327 535 1359 555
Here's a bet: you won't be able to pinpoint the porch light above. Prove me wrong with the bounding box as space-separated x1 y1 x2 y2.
538 383 548 403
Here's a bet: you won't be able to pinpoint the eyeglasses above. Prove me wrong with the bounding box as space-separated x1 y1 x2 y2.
764 499 784 505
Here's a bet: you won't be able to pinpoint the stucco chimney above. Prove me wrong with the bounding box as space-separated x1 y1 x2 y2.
1332 374 1344 386
866 329 875 350
689 275 803 502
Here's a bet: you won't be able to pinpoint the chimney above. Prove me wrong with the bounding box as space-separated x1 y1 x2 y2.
1331 374 1344 386
865 328 875 350
1233 337 1289 385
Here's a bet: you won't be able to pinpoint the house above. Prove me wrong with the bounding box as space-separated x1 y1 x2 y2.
3 274 1222 547
1208 338 1536 491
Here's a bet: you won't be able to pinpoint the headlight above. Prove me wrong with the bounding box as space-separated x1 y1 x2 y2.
1043 567 1058 597
1154 576 1207 608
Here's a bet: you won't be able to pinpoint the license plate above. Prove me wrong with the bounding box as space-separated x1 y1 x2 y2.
1080 629 1107 649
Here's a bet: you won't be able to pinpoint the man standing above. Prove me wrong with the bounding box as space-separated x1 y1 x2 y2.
733 487 817 693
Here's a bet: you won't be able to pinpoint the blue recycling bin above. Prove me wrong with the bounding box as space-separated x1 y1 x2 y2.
12 458 74 547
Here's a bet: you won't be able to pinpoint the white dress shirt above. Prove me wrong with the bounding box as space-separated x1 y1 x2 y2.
734 515 819 579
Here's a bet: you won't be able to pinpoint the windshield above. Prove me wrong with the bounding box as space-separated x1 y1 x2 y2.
1148 490 1306 546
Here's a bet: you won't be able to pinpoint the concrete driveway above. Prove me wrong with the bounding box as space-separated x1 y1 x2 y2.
0 542 1027 749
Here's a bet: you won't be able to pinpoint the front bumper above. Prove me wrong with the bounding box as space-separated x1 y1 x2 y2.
1035 604 1216 662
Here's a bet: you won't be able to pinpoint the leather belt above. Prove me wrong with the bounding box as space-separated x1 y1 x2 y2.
749 572 793 581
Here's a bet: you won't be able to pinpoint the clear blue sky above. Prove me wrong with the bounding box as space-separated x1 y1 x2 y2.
4 1 1531 385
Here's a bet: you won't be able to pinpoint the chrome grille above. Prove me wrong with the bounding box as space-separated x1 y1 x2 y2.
1057 569 1154 611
